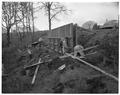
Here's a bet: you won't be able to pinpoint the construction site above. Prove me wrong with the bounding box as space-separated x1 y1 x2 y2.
2 2 119 93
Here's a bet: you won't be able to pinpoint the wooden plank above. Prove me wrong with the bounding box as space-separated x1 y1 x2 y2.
83 45 99 51
59 52 97 59
66 53 118 82
58 64 66 70
68 45 98 55
24 59 52 69
31 65 39 85
24 62 41 69
84 51 97 56
32 41 39 45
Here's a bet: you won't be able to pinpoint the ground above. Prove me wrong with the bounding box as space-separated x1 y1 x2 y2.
3 45 118 93
2 28 118 93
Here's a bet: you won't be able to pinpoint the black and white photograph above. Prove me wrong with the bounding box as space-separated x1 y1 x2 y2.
2 0 119 93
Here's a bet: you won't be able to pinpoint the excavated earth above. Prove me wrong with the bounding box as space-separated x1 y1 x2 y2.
2 46 118 93
26 46 118 93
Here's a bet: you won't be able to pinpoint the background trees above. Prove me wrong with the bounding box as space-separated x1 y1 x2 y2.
2 2 69 47
2 2 35 47
39 2 68 31
82 21 97 30
2 2 21 46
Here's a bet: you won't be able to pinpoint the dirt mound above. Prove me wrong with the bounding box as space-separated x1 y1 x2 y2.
3 44 118 93
29 56 118 93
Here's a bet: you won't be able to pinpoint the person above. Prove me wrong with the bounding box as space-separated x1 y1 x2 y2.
62 38 68 54
59 38 63 54
38 37 43 47
38 37 43 42
74 44 85 58
63 39 67 54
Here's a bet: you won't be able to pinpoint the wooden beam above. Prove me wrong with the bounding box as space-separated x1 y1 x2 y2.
24 62 41 69
24 59 52 69
84 51 97 56
31 65 39 85
83 45 99 51
58 64 66 70
24 54 69 69
32 41 39 45
66 53 118 82
59 52 97 59
69 45 98 55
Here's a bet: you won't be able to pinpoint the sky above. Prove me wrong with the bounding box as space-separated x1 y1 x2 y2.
34 2 119 31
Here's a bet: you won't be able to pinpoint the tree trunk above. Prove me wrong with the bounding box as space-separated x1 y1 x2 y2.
23 17 25 37
15 3 20 46
32 17 35 41
7 27 11 47
22 6 25 38
26 15 28 34
28 3 31 33
32 3 35 42
28 17 31 32
48 3 51 31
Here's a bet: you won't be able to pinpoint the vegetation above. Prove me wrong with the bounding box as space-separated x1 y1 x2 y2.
2 74 32 93
2 2 118 93
2 2 35 46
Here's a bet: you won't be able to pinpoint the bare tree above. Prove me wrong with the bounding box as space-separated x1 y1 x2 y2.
39 2 68 31
82 21 96 30
2 2 36 47
2 2 23 46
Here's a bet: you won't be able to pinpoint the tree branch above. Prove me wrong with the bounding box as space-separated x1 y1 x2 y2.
2 24 6 28
50 9 66 20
